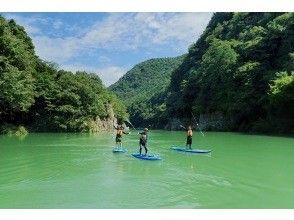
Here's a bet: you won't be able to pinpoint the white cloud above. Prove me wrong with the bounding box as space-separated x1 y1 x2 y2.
61 64 127 86
80 13 213 50
52 20 63 29
33 36 81 62
98 55 111 63
5 13 212 63
153 13 212 43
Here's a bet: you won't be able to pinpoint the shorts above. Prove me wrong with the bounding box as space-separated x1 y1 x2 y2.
186 136 192 145
116 136 122 143
140 140 146 147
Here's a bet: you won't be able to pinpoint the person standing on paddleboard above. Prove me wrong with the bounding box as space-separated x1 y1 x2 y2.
114 125 129 149
186 126 193 149
138 128 148 155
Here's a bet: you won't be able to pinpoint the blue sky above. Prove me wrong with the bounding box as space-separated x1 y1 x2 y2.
3 13 212 86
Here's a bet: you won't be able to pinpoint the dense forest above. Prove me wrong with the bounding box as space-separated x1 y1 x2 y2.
112 12 294 133
0 15 127 135
110 56 184 127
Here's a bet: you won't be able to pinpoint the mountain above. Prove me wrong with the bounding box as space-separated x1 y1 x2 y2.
166 12 294 133
110 56 184 127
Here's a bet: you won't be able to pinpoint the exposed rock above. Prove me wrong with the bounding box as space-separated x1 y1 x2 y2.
86 104 118 132
164 117 192 130
93 116 117 132
199 112 229 130
165 112 230 131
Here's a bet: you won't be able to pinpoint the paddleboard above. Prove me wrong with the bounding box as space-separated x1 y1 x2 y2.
131 153 162 160
112 147 128 153
171 146 212 154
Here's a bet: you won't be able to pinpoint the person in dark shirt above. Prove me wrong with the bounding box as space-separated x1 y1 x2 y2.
138 128 148 155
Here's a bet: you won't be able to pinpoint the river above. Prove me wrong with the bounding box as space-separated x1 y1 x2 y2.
0 131 293 208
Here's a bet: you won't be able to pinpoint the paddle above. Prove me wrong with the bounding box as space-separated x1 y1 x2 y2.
179 124 186 130
112 120 116 139
124 119 137 133
191 112 205 137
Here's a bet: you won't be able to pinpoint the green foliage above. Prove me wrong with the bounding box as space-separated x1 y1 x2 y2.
166 12 294 133
201 39 238 72
15 125 28 136
266 71 294 133
0 65 35 112
0 15 127 133
110 56 184 127
0 123 28 136
30 69 128 132
269 72 294 105
0 16 36 123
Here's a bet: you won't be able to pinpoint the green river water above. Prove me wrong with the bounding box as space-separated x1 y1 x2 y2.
0 131 293 208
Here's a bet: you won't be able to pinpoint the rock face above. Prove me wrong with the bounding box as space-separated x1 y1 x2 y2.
199 112 229 131
86 105 118 133
93 116 117 132
164 117 192 130
165 112 230 131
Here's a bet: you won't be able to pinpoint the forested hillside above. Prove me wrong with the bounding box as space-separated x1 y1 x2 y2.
0 16 127 134
166 12 294 133
110 56 184 127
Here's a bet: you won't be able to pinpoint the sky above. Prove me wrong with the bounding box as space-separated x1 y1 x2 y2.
3 12 213 86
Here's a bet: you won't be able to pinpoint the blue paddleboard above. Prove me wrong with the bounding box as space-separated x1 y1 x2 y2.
171 146 212 154
131 153 162 160
112 147 128 153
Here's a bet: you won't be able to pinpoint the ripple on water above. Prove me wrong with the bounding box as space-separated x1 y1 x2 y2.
0 161 64 186
153 165 233 207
